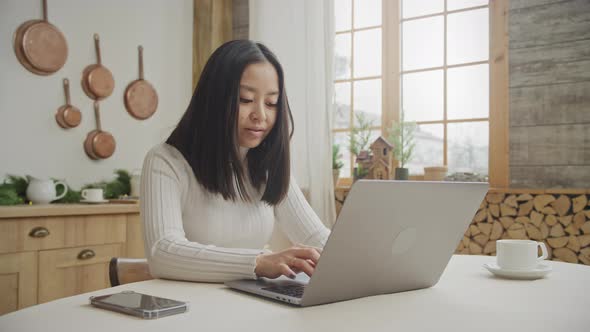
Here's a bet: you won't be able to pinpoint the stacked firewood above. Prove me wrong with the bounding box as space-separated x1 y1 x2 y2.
456 192 590 265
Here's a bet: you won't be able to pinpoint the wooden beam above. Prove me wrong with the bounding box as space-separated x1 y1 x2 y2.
193 0 233 90
489 0 510 188
383 0 401 172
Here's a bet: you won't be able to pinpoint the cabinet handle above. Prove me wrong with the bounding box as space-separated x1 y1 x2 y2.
77 249 96 260
29 227 50 238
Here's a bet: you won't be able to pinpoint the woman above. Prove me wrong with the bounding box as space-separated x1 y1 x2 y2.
141 40 330 283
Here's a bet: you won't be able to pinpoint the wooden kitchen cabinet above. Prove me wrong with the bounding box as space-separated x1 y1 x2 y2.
38 243 123 303
0 252 37 315
0 203 144 314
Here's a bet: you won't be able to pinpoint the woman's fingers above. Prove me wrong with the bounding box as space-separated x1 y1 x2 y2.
291 247 321 264
297 243 323 254
289 257 315 276
280 263 297 279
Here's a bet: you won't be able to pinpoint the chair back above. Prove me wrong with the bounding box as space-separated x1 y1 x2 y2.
109 257 153 287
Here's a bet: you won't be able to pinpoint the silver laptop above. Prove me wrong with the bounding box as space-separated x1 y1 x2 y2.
225 180 488 307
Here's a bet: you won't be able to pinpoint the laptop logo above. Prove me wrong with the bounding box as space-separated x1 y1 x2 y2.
391 227 417 255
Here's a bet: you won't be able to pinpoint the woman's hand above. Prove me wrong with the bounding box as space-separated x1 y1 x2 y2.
254 244 322 279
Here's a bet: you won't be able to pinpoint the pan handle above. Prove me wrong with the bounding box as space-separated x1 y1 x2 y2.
94 34 102 65
138 46 144 80
94 101 102 131
42 0 48 21
63 78 71 105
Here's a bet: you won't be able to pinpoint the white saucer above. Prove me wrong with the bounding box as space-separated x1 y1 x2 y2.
79 199 109 204
483 262 552 280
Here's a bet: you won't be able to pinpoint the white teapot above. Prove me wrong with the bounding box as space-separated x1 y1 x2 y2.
26 176 68 204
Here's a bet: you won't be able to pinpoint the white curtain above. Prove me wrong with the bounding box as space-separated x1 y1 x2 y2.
250 0 336 228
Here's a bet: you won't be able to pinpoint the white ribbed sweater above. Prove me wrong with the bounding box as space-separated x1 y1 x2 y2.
140 143 330 282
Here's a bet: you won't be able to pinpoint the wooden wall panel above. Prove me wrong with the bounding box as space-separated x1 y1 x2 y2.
510 0 565 10
510 124 590 165
510 81 590 126
511 166 590 188
509 0 590 49
509 0 590 188
193 0 233 89
489 0 510 188
232 0 249 39
510 39 590 88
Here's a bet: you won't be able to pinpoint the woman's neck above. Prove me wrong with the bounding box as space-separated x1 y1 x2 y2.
239 146 249 162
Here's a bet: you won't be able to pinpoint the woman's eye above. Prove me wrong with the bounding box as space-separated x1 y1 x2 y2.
266 102 278 107
240 97 253 103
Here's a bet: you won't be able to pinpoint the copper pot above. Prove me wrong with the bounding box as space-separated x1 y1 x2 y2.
124 45 158 120
55 79 81 129
81 34 114 100
84 102 115 160
13 0 67 75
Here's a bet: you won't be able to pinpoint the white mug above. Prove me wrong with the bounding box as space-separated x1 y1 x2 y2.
496 240 548 270
81 188 104 202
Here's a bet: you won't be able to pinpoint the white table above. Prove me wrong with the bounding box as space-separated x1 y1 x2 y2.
1 255 589 332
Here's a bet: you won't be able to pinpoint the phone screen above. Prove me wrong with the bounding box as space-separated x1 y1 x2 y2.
96 292 185 310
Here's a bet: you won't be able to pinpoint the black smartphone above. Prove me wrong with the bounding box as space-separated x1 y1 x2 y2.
89 291 189 319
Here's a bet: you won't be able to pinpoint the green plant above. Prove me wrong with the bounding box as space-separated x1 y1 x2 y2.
354 163 369 180
82 169 131 199
53 180 82 203
0 175 28 205
349 112 374 157
388 110 417 168
332 144 344 170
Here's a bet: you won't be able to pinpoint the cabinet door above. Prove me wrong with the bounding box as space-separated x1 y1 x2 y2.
125 214 145 258
38 244 122 303
0 252 37 314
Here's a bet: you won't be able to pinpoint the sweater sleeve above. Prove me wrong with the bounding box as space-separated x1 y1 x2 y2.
140 148 266 283
274 176 331 248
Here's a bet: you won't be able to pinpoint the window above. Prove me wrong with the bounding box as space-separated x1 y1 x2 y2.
333 0 383 179
401 1 489 176
333 0 506 184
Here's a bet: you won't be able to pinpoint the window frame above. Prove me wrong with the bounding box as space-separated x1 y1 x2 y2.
334 0 509 188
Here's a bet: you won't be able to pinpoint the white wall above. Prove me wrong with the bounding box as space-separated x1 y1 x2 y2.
0 0 193 189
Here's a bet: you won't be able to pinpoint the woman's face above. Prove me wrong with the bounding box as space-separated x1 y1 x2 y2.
237 62 279 148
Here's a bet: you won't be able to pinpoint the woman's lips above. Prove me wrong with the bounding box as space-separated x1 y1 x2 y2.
245 128 265 138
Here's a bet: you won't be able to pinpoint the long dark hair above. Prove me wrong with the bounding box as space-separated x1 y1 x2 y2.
167 40 294 205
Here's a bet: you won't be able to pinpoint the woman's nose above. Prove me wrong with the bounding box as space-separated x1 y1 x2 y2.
251 102 267 121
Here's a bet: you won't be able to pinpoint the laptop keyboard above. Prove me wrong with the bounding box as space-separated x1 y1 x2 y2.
262 284 306 298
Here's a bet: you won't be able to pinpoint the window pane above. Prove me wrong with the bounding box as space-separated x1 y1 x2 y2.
447 8 489 65
334 82 351 129
447 121 489 175
447 0 488 11
354 28 381 78
402 0 443 19
447 64 489 120
335 0 352 32
354 79 382 127
354 0 381 29
334 33 352 79
334 132 352 178
405 124 444 175
402 70 443 122
402 16 444 71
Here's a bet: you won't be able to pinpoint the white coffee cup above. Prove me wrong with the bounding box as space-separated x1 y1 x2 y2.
496 239 548 270
81 188 104 202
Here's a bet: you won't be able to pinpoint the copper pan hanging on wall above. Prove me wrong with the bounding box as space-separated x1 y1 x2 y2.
81 34 114 100
55 78 81 129
13 0 68 75
124 45 158 120
84 102 116 160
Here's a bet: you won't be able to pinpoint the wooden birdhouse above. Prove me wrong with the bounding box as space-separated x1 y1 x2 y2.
368 136 394 179
353 136 395 180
